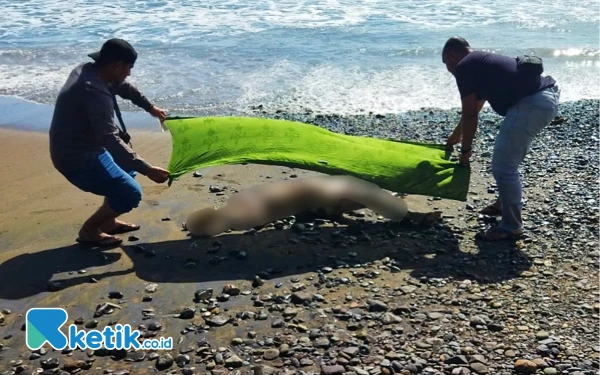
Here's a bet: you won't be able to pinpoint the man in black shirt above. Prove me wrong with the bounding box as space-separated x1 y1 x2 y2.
50 38 170 247
442 37 560 241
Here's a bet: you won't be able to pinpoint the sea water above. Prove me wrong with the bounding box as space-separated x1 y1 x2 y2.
0 0 598 130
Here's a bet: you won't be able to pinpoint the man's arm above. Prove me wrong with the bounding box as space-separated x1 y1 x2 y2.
455 99 486 134
115 80 167 122
84 85 153 175
459 93 481 152
114 81 154 112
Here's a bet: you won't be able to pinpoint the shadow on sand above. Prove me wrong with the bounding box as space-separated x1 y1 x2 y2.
0 218 532 301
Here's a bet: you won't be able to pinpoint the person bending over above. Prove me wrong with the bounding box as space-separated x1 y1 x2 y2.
441 37 559 241
184 175 439 238
49 38 170 247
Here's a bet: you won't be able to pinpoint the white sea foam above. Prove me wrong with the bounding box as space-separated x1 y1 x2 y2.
2 0 598 42
1 54 595 117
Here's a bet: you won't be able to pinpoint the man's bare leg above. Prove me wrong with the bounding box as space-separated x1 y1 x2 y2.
77 199 123 243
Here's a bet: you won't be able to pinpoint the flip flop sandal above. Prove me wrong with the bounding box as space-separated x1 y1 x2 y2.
76 235 123 248
106 223 140 235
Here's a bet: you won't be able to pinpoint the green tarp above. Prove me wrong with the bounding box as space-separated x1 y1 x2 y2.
164 116 471 201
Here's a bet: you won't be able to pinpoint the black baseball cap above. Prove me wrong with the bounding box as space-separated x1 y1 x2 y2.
88 38 137 65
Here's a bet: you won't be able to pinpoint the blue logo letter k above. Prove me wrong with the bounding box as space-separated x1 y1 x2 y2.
26 308 69 350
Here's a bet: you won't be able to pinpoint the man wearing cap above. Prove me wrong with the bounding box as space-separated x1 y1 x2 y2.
441 37 560 241
49 38 170 247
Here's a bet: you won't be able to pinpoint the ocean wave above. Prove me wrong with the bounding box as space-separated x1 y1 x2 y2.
0 0 597 115
1 56 597 116
1 0 598 43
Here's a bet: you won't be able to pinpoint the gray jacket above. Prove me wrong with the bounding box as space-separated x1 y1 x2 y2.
49 62 154 176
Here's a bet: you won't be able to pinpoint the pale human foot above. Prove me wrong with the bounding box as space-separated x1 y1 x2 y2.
76 227 123 247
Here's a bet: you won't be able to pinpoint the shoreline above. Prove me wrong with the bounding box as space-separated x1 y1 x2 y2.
1 94 598 134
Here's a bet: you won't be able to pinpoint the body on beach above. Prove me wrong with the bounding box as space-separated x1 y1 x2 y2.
184 175 410 237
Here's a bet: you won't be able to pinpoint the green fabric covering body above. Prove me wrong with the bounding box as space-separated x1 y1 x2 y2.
165 116 471 201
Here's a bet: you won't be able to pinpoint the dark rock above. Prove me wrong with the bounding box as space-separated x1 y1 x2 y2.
253 276 265 288
46 281 62 292
446 356 470 365
175 354 191 367
179 307 196 319
156 353 174 370
223 284 241 296
40 358 60 369
367 299 389 312
194 288 213 301
108 291 124 299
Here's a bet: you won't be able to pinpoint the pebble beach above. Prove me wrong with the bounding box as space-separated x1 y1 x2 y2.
0 98 598 375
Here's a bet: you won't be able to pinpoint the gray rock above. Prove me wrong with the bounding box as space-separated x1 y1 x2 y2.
206 316 230 327
283 307 299 317
315 337 331 348
379 312 402 325
353 367 370 375
536 331 550 340
291 292 314 304
124 351 146 362
263 349 280 360
300 358 314 366
343 347 360 357
254 365 280 375
470 315 487 326
400 285 418 294
470 363 488 374
321 365 345 375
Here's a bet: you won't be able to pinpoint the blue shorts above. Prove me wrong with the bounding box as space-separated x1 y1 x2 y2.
64 150 143 214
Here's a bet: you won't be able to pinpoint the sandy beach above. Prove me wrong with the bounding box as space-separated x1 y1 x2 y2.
0 101 597 374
